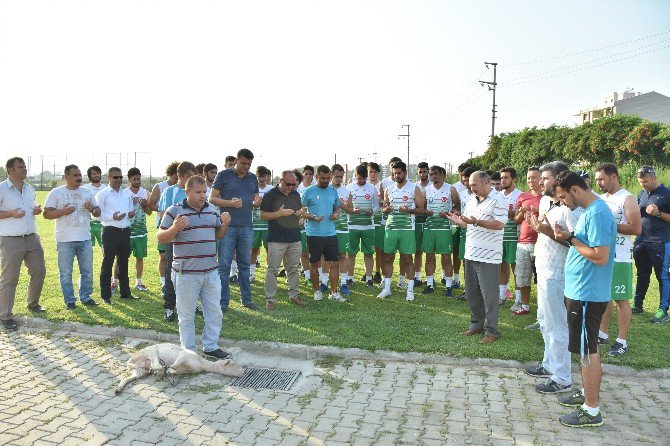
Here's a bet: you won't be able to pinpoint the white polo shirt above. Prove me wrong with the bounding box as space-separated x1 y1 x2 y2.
463 189 508 264
0 180 38 236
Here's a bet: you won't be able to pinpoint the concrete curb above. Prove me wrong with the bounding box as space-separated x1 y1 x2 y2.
16 315 670 378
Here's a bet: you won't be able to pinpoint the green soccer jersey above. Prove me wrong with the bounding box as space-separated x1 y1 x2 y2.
128 187 149 237
501 189 521 242
415 181 430 224
253 184 273 230
334 185 350 233
424 183 453 230
385 181 416 231
347 182 378 230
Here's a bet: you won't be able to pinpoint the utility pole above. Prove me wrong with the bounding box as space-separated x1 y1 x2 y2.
468 151 475 160
398 124 410 167
40 155 44 191
480 62 498 142
358 157 363 164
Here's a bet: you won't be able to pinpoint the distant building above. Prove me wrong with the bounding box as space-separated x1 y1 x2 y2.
575 90 670 124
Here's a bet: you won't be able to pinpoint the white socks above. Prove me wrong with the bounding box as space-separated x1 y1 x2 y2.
407 280 414 292
160 276 165 286
384 278 391 292
135 278 143 286
414 272 421 280
515 290 522 303
616 338 627 347
303 270 310 279
499 285 507 298
445 277 453 288
426 276 434 287
453 273 459 283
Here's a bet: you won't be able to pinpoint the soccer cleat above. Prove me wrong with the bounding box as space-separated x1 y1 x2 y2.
278 269 287 277
377 289 392 299
340 284 352 295
444 287 453 298
452 280 461 289
319 283 329 293
413 278 424 288
422 286 435 294
347 278 354 286
373 272 382 284
526 364 552 378
651 309 669 323
607 341 627 356
328 292 348 302
313 291 323 301
631 306 643 314
366 279 374 287
558 390 585 408
397 281 408 290
512 307 530 316
441 276 447 286
82 299 98 306
406 291 415 302
536 379 572 394
597 335 609 345
360 273 366 282
509 301 523 313
559 407 603 428
134 284 148 292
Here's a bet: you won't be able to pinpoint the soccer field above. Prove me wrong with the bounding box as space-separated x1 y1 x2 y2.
8 191 666 370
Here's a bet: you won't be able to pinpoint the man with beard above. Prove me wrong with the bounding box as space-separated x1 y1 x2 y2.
84 166 105 248
331 164 354 295
346 164 379 287
413 162 430 287
126 168 152 291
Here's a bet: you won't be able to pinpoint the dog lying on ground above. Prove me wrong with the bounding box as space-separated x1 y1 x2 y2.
115 343 244 394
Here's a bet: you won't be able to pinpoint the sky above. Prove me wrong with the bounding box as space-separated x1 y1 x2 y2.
1 0 669 177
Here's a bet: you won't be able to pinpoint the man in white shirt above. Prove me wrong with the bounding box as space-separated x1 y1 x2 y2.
83 166 105 248
44 164 101 309
0 157 47 331
96 167 136 304
449 171 507 343
499 167 522 304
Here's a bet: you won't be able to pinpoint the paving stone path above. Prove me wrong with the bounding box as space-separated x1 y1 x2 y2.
1 326 668 446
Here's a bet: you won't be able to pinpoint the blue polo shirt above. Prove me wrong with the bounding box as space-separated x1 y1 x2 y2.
212 169 259 227
637 184 670 244
564 199 616 302
158 184 186 212
302 184 339 237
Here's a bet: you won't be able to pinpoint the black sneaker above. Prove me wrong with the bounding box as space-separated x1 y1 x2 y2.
422 286 435 294
607 341 627 356
243 302 259 311
526 364 551 378
452 280 461 289
165 309 176 322
279 269 287 277
598 335 609 344
82 299 98 306
360 273 366 282
366 279 373 287
441 276 447 286
631 306 643 314
66 303 77 310
444 287 453 298
1 319 18 331
558 390 585 408
559 407 603 428
203 348 230 359
413 278 424 288
28 305 46 313
347 278 354 286
102 298 112 305
373 272 382 284
536 379 572 394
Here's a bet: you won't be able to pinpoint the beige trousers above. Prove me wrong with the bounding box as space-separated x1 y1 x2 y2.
265 241 301 302
0 234 46 320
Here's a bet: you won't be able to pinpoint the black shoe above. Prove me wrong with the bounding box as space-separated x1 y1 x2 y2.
243 302 259 311
526 364 552 378
165 309 176 322
608 341 628 356
203 348 231 359
278 269 287 277
559 407 603 428
366 279 374 287
347 278 354 286
120 294 140 300
413 278 424 288
536 379 572 394
102 298 112 305
444 287 453 297
631 306 644 314
195 305 203 315
558 390 585 408
66 303 77 310
598 335 609 345
28 304 46 313
361 273 366 282
1 319 18 331
422 286 435 294
441 276 447 286
82 299 98 306
373 272 382 284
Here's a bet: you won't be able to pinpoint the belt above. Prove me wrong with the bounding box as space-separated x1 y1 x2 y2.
103 226 130 232
1 233 36 238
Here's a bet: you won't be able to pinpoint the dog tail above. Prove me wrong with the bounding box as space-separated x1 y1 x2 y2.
115 369 144 395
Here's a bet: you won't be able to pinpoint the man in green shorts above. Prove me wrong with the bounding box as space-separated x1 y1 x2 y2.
84 166 105 247
127 168 152 292
451 164 474 289
296 165 315 282
499 167 522 305
347 165 379 287
595 163 641 356
368 162 384 283
331 164 353 295
413 162 430 287
378 161 424 301
251 166 273 282
421 166 460 296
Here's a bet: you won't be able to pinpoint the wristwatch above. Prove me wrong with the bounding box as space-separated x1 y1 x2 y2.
566 232 576 246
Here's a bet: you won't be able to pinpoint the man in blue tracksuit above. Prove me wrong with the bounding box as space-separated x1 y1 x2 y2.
633 166 670 323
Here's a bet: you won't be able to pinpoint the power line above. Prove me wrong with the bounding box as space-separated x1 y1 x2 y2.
503 29 670 67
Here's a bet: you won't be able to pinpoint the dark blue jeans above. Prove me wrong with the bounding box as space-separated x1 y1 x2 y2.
633 240 670 312
218 226 253 308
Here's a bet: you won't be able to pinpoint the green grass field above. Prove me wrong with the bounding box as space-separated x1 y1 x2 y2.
9 191 666 370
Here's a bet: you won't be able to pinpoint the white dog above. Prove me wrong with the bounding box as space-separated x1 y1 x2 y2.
115 343 244 394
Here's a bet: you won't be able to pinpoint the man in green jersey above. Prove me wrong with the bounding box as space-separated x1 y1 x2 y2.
127 168 152 291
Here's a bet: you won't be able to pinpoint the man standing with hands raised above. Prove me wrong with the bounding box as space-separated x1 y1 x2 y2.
0 157 47 331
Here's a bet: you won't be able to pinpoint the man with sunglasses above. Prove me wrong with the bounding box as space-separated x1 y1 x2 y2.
95 167 136 304
260 171 308 309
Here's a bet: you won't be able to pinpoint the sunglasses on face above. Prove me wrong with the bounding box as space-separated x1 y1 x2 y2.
112 176 123 180
282 179 297 187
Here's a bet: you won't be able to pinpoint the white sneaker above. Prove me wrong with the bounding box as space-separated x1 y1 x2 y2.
328 292 347 303
510 301 523 313
377 289 392 299
397 281 407 290
314 291 323 301
406 291 415 302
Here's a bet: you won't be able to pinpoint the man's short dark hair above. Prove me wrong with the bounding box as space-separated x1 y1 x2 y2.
392 161 407 173
204 163 217 173
177 161 197 176
316 165 331 175
637 165 656 178
430 165 446 176
555 171 588 192
540 161 569 178
166 161 179 176
331 164 344 173
87 165 101 180
64 164 79 175
127 167 141 178
368 162 380 173
355 165 368 178
237 148 254 160
108 167 121 176
458 162 472 173
500 167 517 179
360 161 369 168
293 169 304 183
302 165 314 174
389 157 402 165
5 157 24 170
256 166 271 177
225 155 236 164
528 166 540 173
418 162 429 170
490 171 501 181
462 167 476 178
596 163 618 177
195 163 205 175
